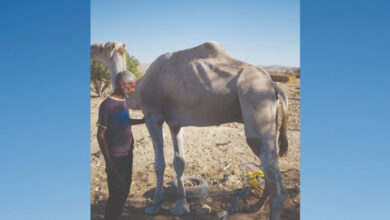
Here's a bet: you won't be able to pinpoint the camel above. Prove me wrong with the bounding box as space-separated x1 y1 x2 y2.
90 42 128 88
91 41 289 220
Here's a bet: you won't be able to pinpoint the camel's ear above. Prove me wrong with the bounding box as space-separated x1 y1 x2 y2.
123 43 126 48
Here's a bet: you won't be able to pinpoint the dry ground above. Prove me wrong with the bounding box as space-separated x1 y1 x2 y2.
90 81 300 220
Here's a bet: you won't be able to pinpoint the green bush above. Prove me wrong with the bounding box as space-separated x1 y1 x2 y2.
126 52 141 78
91 60 110 97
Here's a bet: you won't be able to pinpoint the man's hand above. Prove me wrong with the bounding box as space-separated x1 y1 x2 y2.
130 117 146 125
97 127 118 173
106 159 118 174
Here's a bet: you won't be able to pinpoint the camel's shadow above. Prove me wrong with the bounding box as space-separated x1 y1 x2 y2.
91 188 268 220
141 184 269 215
91 169 300 219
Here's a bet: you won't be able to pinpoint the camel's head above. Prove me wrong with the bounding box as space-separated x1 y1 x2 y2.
90 41 127 68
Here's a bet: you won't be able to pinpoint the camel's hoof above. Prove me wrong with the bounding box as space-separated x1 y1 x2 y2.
170 204 189 216
144 203 162 215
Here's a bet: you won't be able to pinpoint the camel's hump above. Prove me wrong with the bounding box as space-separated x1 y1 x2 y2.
172 41 232 60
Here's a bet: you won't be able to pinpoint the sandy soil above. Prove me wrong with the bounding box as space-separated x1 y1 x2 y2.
90 81 300 220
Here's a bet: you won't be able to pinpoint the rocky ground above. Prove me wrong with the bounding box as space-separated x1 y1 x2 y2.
90 81 300 220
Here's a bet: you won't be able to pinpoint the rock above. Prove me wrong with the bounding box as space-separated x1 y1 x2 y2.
222 174 230 182
221 164 230 171
202 204 211 209
195 204 212 216
221 174 240 185
217 209 227 219
228 175 241 184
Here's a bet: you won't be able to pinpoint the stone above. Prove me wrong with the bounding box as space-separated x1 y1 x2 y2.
217 209 227 219
195 204 212 216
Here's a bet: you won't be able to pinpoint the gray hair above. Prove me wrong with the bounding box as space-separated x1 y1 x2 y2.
115 70 136 88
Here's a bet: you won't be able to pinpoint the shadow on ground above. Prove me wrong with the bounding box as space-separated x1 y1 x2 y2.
91 169 299 220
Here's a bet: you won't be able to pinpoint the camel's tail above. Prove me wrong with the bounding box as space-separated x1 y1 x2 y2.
274 83 289 157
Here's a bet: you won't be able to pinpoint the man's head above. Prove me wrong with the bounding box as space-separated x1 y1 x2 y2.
114 70 137 97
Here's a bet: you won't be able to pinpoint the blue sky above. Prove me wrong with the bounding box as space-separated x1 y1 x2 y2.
1 0 390 219
91 0 300 66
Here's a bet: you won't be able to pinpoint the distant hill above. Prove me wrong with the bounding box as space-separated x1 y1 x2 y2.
259 65 299 73
137 63 151 75
259 65 300 77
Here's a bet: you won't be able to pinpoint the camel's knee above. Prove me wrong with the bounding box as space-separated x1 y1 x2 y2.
173 155 185 175
262 165 288 208
154 161 166 176
246 136 262 156
269 193 287 220
270 189 288 212
268 183 288 199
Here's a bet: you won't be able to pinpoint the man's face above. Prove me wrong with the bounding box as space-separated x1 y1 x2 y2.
121 80 136 97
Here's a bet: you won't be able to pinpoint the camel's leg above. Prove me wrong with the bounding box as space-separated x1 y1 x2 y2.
144 115 165 215
248 132 287 220
237 76 287 220
168 125 189 215
243 117 287 220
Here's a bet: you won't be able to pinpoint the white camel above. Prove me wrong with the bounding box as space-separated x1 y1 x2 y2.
90 42 128 88
91 41 289 220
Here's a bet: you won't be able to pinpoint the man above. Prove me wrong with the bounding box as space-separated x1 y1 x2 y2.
96 70 145 220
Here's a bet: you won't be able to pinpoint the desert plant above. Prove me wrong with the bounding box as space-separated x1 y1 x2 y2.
126 52 141 78
91 60 111 97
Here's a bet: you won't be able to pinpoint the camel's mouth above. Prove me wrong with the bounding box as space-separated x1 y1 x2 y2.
118 45 126 56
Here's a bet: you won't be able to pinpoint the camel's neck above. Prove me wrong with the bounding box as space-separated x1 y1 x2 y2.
108 55 127 88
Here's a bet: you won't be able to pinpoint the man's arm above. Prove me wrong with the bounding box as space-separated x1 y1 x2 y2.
130 117 145 125
97 127 117 173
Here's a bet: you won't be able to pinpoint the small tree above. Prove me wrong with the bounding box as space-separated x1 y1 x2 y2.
91 60 111 97
126 52 141 78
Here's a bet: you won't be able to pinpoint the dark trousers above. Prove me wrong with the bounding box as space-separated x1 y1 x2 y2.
104 151 133 220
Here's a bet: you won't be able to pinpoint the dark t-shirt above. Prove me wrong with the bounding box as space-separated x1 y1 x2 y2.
97 96 133 157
